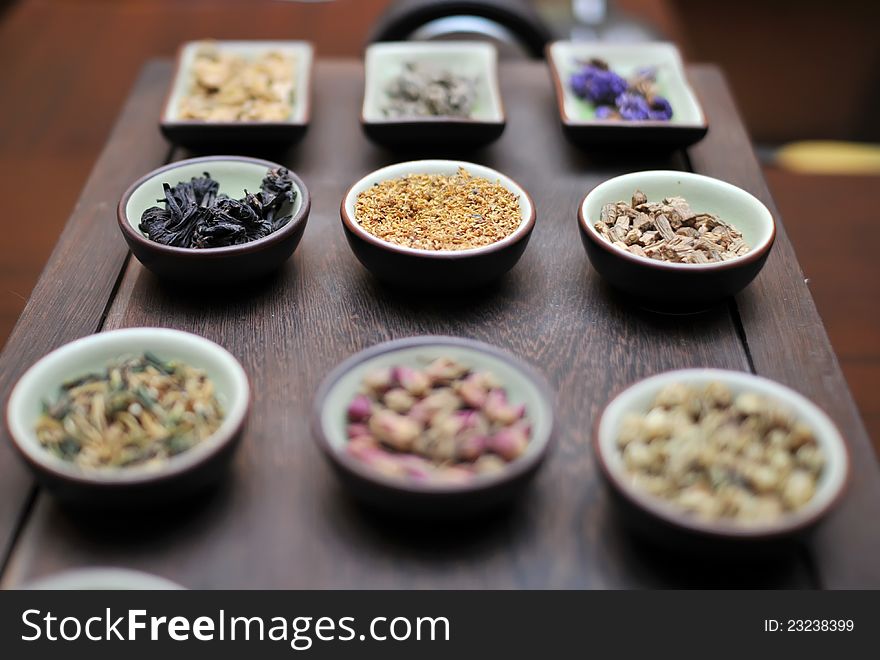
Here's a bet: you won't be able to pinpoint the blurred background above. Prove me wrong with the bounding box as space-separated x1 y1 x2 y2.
0 0 876 446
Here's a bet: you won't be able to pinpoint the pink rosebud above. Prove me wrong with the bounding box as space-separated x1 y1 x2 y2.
346 436 379 460
457 374 489 408
424 357 469 384
488 425 529 461
368 409 421 451
393 366 431 396
362 368 393 394
457 433 488 461
346 423 371 439
483 390 525 425
346 394 373 422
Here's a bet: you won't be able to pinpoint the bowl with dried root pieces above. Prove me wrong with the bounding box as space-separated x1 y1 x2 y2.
579 170 775 311
312 336 555 516
341 160 535 290
6 328 250 509
594 369 849 548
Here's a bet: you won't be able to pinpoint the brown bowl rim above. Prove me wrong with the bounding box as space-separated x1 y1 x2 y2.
159 39 313 129
311 335 556 497
576 176 777 274
591 369 851 540
545 40 709 131
340 160 536 261
117 155 311 260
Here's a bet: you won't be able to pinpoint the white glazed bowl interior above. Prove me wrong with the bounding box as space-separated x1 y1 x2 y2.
582 170 774 270
124 159 304 241
7 328 250 484
23 568 184 590
320 340 553 492
362 41 503 123
163 40 313 123
344 160 533 256
597 368 848 536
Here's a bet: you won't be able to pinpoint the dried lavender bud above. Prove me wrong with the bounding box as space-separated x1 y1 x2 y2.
568 58 673 122
570 60 627 105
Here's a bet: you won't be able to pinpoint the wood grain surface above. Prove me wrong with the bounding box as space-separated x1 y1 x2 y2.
1 60 876 589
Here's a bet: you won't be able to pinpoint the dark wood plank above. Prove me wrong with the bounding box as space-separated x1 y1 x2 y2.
686 66 880 588
0 61 173 572
0 0 394 347
2 61 816 589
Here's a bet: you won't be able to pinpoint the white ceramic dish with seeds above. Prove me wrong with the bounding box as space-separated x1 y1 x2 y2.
594 368 849 543
340 159 536 290
578 170 776 311
312 336 555 516
361 41 506 149
6 327 250 508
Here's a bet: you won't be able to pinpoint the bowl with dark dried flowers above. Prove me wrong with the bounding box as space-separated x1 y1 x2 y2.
341 160 535 290
594 369 849 548
579 170 775 311
312 336 555 516
6 327 250 508
118 156 310 283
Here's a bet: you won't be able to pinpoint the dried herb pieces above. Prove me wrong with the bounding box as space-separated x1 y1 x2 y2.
595 190 750 264
345 357 531 483
570 58 672 121
35 354 224 470
382 61 478 119
139 167 296 249
355 168 521 251
617 382 826 524
179 44 296 121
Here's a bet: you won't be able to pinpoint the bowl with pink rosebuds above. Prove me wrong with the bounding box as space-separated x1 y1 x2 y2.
312 336 556 516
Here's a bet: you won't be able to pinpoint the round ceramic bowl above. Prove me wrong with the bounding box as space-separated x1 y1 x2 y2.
340 160 535 290
22 568 184 590
594 369 849 549
6 328 250 509
118 156 310 283
312 336 555 516
578 171 775 312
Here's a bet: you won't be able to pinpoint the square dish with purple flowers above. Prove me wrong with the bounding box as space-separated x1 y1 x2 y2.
546 41 707 148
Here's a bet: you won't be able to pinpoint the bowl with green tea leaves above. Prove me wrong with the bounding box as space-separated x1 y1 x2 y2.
6 327 250 508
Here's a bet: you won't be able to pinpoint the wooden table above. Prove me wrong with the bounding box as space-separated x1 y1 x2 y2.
1 59 878 589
